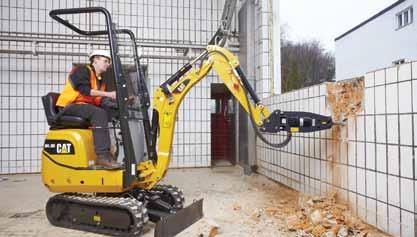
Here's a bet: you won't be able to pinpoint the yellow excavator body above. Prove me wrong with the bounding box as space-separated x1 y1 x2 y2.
41 129 125 193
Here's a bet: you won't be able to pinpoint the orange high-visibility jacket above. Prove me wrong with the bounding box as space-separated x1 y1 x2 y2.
56 64 106 107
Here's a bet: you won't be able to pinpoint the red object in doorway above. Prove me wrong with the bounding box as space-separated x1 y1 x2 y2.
211 94 234 164
211 114 231 161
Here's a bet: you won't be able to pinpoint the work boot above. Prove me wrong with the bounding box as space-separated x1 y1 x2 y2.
95 152 123 170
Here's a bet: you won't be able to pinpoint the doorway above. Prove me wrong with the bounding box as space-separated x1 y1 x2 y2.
211 83 235 166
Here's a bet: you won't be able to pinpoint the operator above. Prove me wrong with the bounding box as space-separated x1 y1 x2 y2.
55 50 121 169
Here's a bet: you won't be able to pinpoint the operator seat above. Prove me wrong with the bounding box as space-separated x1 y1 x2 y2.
42 92 90 129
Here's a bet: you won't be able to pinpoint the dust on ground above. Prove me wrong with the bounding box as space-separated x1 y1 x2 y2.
0 166 389 237
0 168 297 237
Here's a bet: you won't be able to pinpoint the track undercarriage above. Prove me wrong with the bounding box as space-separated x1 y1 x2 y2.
45 185 201 237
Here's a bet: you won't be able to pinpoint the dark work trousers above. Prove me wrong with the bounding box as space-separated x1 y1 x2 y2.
61 104 111 155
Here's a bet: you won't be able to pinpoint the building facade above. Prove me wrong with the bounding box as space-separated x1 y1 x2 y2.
335 0 417 79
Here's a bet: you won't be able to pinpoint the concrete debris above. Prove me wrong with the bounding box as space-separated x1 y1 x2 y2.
250 209 262 222
232 203 241 211
285 193 389 237
337 227 349 237
198 219 221 237
186 169 389 237
311 209 324 226
311 224 326 237
296 230 314 237
334 203 348 211
287 214 304 231
265 206 280 216
279 200 289 205
322 231 336 237
208 226 219 237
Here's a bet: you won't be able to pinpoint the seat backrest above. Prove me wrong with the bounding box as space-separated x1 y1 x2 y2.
42 92 60 126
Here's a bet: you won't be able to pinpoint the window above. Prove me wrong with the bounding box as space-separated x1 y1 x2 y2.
397 6 413 29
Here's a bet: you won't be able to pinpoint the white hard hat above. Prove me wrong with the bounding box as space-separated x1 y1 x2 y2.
89 49 111 60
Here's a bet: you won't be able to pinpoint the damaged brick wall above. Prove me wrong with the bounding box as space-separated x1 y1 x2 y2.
326 78 364 202
257 61 417 236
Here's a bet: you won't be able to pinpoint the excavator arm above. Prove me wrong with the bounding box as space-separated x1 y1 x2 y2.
137 45 334 189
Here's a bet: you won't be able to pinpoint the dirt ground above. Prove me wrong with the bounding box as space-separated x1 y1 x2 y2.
0 166 301 237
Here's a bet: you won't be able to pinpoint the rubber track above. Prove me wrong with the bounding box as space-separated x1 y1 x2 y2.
46 193 149 236
149 184 185 210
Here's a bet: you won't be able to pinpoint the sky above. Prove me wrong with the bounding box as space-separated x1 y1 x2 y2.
280 0 399 52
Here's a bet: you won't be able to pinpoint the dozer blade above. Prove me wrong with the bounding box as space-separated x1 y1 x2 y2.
154 199 203 237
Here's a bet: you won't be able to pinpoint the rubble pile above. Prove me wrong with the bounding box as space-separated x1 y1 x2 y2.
195 182 389 237
285 192 388 237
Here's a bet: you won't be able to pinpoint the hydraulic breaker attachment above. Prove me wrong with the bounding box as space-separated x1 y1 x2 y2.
260 110 333 133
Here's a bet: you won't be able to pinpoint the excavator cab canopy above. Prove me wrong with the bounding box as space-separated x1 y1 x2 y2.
49 7 151 186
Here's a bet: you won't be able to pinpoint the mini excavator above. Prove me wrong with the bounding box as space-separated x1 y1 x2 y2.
40 4 335 237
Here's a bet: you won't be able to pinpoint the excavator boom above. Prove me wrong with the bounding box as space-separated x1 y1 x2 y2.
139 45 334 189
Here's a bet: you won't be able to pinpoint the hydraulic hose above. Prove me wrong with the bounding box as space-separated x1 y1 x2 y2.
208 50 292 148
241 84 292 148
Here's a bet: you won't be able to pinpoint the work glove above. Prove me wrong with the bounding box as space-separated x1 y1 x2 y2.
101 97 118 109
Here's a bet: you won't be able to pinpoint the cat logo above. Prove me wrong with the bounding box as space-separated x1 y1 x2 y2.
57 143 72 154
173 79 190 94
44 140 75 155
177 83 186 92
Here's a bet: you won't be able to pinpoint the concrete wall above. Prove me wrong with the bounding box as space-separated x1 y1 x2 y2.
258 62 417 236
336 0 417 79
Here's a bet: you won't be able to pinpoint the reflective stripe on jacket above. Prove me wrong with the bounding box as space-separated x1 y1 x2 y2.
56 64 106 107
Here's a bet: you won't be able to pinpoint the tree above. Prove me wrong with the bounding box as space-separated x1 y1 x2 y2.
284 61 302 92
280 26 335 93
